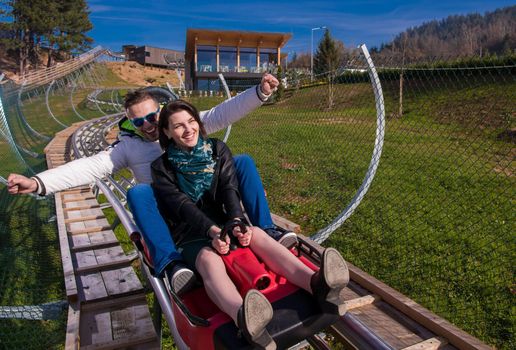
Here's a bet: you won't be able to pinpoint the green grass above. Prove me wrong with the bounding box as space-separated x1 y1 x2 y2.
1 65 514 348
0 189 67 350
220 79 515 348
170 80 514 348
0 63 132 350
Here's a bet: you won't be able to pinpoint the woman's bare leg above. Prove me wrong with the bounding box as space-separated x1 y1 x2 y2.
249 227 314 292
195 247 242 322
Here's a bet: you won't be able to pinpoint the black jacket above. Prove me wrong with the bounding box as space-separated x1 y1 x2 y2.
150 138 243 246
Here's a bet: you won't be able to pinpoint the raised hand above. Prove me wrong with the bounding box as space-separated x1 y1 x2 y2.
260 73 279 95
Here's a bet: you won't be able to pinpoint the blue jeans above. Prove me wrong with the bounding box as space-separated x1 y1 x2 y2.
127 154 275 276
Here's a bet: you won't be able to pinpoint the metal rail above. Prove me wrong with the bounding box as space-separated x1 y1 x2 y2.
71 113 188 349
64 76 490 350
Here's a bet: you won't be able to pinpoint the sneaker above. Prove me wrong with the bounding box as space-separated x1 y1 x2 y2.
237 289 276 350
310 248 349 316
264 227 298 249
164 262 196 295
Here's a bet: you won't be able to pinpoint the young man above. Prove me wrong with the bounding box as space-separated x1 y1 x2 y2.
7 74 297 294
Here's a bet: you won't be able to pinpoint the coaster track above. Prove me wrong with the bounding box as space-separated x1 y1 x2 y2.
65 94 490 350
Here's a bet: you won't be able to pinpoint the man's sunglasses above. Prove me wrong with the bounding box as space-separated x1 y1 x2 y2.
129 107 160 128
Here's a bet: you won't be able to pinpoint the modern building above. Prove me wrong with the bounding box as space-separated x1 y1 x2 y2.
122 45 184 68
185 28 291 91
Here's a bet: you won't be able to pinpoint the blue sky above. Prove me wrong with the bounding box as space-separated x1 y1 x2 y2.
87 0 514 55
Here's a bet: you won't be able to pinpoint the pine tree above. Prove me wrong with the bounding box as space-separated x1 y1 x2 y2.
0 0 93 73
313 29 342 109
0 0 39 75
48 0 93 66
57 0 93 56
313 29 341 76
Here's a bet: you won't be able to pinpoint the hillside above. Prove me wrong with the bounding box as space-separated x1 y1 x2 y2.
0 52 183 88
374 5 515 59
105 61 182 87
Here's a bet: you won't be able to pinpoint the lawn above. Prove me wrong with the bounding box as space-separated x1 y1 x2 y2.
0 65 514 349
0 63 131 350
219 78 514 348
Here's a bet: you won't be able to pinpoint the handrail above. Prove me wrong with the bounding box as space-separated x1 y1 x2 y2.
311 44 386 243
3 46 107 96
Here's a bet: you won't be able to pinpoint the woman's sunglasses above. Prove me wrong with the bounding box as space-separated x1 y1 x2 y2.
129 107 160 128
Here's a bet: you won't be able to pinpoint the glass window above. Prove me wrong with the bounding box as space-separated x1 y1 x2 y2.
197 78 221 92
239 47 257 73
219 46 237 72
196 45 216 72
259 48 277 72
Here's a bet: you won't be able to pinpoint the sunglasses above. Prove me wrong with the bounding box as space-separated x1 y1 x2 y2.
129 107 160 128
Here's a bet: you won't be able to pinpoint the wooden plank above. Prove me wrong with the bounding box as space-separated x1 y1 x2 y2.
81 293 147 312
80 333 158 350
68 225 112 235
79 309 113 346
55 192 78 300
101 267 144 296
71 239 119 253
65 215 105 224
61 188 92 195
93 246 127 265
351 303 424 348
65 208 105 223
74 249 98 269
64 301 80 350
87 231 117 245
75 258 132 274
271 212 301 233
345 294 378 310
64 198 101 208
78 273 109 302
112 304 156 340
64 204 101 212
402 337 448 350
63 196 96 203
70 232 91 248
375 299 437 344
63 191 96 200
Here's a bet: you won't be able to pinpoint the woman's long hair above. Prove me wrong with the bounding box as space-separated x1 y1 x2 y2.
158 100 208 150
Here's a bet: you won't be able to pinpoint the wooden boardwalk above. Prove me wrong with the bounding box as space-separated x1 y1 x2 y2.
45 123 159 349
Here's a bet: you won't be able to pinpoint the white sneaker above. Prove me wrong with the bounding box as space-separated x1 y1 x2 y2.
265 228 298 249
164 262 196 295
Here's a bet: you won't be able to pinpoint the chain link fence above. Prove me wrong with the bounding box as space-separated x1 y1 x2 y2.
221 51 514 349
0 50 124 349
0 47 513 349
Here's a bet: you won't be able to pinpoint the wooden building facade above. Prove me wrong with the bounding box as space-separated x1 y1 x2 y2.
184 29 291 90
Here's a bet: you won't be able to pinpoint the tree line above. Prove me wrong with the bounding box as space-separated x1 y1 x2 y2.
0 0 93 76
289 5 515 72
371 6 515 61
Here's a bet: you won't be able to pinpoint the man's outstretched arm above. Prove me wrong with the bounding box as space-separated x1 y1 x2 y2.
201 73 279 134
7 145 127 195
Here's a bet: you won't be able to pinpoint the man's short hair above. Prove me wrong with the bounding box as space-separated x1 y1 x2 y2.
124 89 158 110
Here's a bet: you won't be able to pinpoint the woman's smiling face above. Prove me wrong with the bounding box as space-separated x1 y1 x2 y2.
163 109 200 151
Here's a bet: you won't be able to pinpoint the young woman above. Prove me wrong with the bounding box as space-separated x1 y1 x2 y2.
151 100 349 349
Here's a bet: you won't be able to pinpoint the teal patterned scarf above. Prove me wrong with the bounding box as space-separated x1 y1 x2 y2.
167 137 216 202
